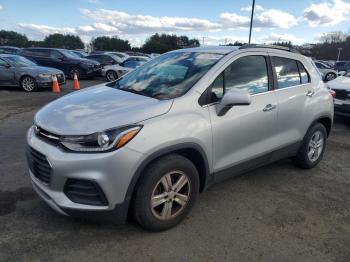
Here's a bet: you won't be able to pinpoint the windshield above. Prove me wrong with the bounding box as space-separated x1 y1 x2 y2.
60 49 80 59
5 56 37 67
114 52 223 100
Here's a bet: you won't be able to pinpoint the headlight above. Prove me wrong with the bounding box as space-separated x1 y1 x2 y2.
60 125 142 152
38 73 53 79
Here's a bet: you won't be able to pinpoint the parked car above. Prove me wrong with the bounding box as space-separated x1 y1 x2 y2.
334 61 350 72
0 46 22 55
86 53 123 67
21 48 101 79
119 56 150 69
102 64 132 81
105 51 129 61
0 54 65 92
314 61 339 81
26 45 333 231
327 70 350 122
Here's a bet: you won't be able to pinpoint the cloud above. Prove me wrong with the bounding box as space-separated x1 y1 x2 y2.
241 5 264 12
0 4 3 10
303 0 350 27
220 9 298 29
260 33 305 45
88 0 102 4
79 8 222 34
16 23 76 37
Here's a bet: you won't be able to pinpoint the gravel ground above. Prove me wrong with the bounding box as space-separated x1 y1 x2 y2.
0 80 349 262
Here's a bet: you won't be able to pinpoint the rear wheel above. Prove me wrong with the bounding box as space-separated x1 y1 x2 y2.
133 154 199 231
106 70 118 82
293 123 327 169
325 72 337 81
20 76 37 92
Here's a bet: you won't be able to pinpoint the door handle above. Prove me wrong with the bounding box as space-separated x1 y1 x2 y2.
306 90 315 97
263 104 276 112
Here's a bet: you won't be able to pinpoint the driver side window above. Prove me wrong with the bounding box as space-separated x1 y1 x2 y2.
208 55 269 103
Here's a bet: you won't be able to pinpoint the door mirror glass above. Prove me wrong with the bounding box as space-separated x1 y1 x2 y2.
216 88 251 116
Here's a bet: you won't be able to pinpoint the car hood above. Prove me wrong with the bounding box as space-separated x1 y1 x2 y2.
328 76 350 90
34 84 173 135
79 58 100 65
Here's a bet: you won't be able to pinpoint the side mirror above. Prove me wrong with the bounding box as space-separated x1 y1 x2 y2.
216 88 251 116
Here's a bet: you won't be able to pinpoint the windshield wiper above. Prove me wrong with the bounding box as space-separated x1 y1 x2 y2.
118 87 151 98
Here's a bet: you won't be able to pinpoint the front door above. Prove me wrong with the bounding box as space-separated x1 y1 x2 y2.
207 54 278 175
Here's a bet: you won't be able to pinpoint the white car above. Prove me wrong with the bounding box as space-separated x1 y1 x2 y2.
105 52 129 61
314 61 339 81
102 64 133 81
327 70 350 121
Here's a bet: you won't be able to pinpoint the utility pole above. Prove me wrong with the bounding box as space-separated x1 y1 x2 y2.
248 0 255 44
337 48 343 61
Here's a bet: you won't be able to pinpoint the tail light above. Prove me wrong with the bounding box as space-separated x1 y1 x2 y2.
329 89 336 98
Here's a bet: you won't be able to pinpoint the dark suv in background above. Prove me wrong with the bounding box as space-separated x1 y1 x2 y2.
0 46 22 55
21 48 102 79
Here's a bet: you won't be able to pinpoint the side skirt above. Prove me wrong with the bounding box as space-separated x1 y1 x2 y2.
211 142 301 185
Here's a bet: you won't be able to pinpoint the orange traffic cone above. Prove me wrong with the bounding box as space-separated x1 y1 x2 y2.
52 75 60 93
73 73 80 90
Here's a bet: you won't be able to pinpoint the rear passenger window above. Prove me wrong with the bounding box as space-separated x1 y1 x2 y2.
224 55 269 95
272 57 300 89
297 62 310 84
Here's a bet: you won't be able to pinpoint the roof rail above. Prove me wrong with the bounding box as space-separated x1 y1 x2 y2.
239 44 300 53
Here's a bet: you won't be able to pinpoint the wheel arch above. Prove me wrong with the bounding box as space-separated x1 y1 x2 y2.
311 115 333 137
124 143 210 213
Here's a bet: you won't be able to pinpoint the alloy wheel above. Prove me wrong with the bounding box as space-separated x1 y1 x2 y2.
307 130 324 162
150 171 191 220
22 77 36 92
106 71 118 81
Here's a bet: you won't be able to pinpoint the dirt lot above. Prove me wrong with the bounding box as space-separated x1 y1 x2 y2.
0 80 349 262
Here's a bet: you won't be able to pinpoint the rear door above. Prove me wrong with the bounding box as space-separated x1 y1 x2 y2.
207 52 279 175
269 55 311 147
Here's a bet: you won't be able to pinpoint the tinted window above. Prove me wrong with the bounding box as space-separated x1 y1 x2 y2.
224 56 269 95
315 62 325 69
50 50 64 59
272 57 300 89
23 49 49 57
298 62 310 84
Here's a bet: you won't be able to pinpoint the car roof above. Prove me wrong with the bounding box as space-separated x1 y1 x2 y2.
0 54 19 58
0 46 21 49
176 46 240 55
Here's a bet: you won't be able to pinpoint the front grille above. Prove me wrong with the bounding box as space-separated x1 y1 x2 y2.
64 179 108 206
26 147 52 184
34 126 60 146
334 89 350 100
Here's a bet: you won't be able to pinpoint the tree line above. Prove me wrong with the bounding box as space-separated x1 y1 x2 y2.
0 30 200 54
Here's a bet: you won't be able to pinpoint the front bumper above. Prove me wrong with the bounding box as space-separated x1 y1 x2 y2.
334 99 350 118
26 127 143 222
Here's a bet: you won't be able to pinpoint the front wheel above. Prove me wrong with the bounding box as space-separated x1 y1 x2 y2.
293 123 327 169
106 70 118 82
20 76 38 92
132 154 199 231
325 72 337 81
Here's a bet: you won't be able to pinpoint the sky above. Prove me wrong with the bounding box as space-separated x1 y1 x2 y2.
0 0 350 47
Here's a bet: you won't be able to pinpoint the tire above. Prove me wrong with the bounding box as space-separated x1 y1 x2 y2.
132 154 200 231
69 67 81 79
325 72 337 82
106 70 118 82
20 76 38 92
293 123 327 169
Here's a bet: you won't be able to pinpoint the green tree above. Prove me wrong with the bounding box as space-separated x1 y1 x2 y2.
42 34 84 49
91 36 131 51
141 33 200 54
0 30 28 47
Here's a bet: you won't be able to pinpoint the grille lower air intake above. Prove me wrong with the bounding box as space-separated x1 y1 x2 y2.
26 147 52 184
64 179 108 206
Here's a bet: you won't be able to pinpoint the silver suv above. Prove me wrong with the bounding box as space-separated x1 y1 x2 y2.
26 45 334 231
